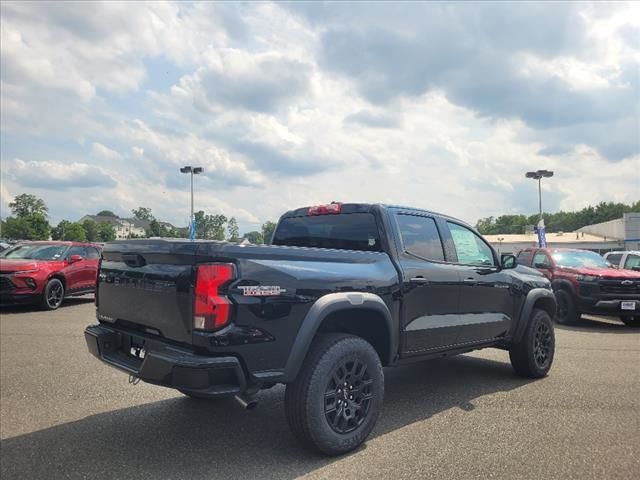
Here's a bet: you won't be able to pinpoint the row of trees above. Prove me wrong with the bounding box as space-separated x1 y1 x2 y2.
476 200 640 235
0 194 277 244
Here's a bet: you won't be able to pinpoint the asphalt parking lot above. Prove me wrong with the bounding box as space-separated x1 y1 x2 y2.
1 299 638 480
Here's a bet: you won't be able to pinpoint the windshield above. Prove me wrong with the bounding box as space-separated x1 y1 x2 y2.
0 244 68 260
551 250 609 269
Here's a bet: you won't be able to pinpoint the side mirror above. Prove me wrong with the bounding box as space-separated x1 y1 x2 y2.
501 254 517 269
534 262 548 269
69 254 83 263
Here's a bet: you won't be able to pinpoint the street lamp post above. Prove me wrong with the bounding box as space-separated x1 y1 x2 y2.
180 166 203 237
525 169 554 220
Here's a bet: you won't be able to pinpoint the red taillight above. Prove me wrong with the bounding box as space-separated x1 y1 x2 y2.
307 202 342 215
194 263 235 331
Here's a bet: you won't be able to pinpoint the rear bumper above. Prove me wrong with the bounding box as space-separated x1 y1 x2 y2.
84 324 248 398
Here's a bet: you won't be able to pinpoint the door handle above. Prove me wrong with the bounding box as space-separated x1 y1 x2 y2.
463 277 477 284
410 276 429 284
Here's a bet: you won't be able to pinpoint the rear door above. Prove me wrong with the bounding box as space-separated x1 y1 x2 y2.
441 221 514 345
392 212 461 354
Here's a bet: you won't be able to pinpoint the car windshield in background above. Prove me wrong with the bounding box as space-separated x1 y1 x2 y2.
272 213 381 252
1 244 68 260
551 250 609 269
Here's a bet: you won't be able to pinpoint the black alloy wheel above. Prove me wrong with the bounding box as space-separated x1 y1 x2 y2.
533 320 552 369
324 358 374 434
42 278 65 310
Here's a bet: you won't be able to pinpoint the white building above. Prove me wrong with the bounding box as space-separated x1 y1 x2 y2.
577 212 640 251
78 215 149 239
485 212 639 254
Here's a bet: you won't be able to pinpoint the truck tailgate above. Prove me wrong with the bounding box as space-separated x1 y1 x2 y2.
97 241 198 344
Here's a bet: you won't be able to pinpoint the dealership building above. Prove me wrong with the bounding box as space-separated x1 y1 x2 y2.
485 212 640 255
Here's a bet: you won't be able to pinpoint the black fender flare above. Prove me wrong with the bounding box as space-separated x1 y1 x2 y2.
281 292 395 383
513 288 557 343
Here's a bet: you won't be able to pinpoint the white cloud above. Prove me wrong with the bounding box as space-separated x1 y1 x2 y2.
91 142 121 161
0 1 638 232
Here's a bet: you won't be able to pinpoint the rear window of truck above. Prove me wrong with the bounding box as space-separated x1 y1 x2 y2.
272 213 382 252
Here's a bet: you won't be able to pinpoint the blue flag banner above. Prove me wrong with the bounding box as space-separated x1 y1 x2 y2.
189 218 197 241
536 219 547 248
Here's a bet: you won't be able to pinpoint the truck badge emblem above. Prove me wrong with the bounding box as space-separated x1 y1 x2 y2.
239 286 287 296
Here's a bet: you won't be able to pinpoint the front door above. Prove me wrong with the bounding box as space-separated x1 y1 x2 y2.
442 221 515 345
394 213 461 355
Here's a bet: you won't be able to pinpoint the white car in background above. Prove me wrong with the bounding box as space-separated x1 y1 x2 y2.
604 251 640 271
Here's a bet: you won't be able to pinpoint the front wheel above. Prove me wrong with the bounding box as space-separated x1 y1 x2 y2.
41 278 65 310
509 308 555 378
554 289 580 325
620 315 640 327
285 333 384 456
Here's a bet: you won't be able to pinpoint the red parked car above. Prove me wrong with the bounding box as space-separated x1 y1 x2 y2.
517 247 640 326
0 241 101 310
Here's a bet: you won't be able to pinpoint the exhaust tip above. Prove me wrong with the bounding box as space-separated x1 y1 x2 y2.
234 394 258 410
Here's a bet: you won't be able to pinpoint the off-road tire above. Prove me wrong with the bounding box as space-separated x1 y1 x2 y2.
554 288 580 325
41 278 65 310
285 333 384 456
510 308 555 378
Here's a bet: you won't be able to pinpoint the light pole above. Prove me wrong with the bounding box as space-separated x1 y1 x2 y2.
180 166 203 236
525 169 554 220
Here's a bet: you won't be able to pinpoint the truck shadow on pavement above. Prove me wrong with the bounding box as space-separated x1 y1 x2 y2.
0 355 531 480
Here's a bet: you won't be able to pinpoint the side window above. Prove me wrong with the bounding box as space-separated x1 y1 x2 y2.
397 215 445 261
624 254 640 270
533 252 551 267
606 253 622 266
67 246 87 258
446 222 495 266
86 247 100 259
517 250 533 266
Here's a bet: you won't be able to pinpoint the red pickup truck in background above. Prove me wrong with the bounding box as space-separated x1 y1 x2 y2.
0 241 101 310
517 247 640 327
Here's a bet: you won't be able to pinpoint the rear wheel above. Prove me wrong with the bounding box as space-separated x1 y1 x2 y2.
620 315 640 327
554 289 580 325
510 308 555 378
41 278 64 310
285 333 383 456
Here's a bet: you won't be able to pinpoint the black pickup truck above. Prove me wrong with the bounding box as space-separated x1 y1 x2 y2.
85 203 556 455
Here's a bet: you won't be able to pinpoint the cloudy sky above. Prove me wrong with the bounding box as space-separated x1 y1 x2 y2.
1 1 638 232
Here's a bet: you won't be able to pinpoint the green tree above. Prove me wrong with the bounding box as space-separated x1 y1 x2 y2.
476 200 640 234
81 219 99 242
60 222 87 241
2 217 34 240
194 211 227 240
9 193 48 218
97 222 116 242
146 219 172 238
243 231 264 244
132 207 154 221
52 220 73 240
96 210 117 217
3 214 50 240
261 221 277 244
227 217 240 242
